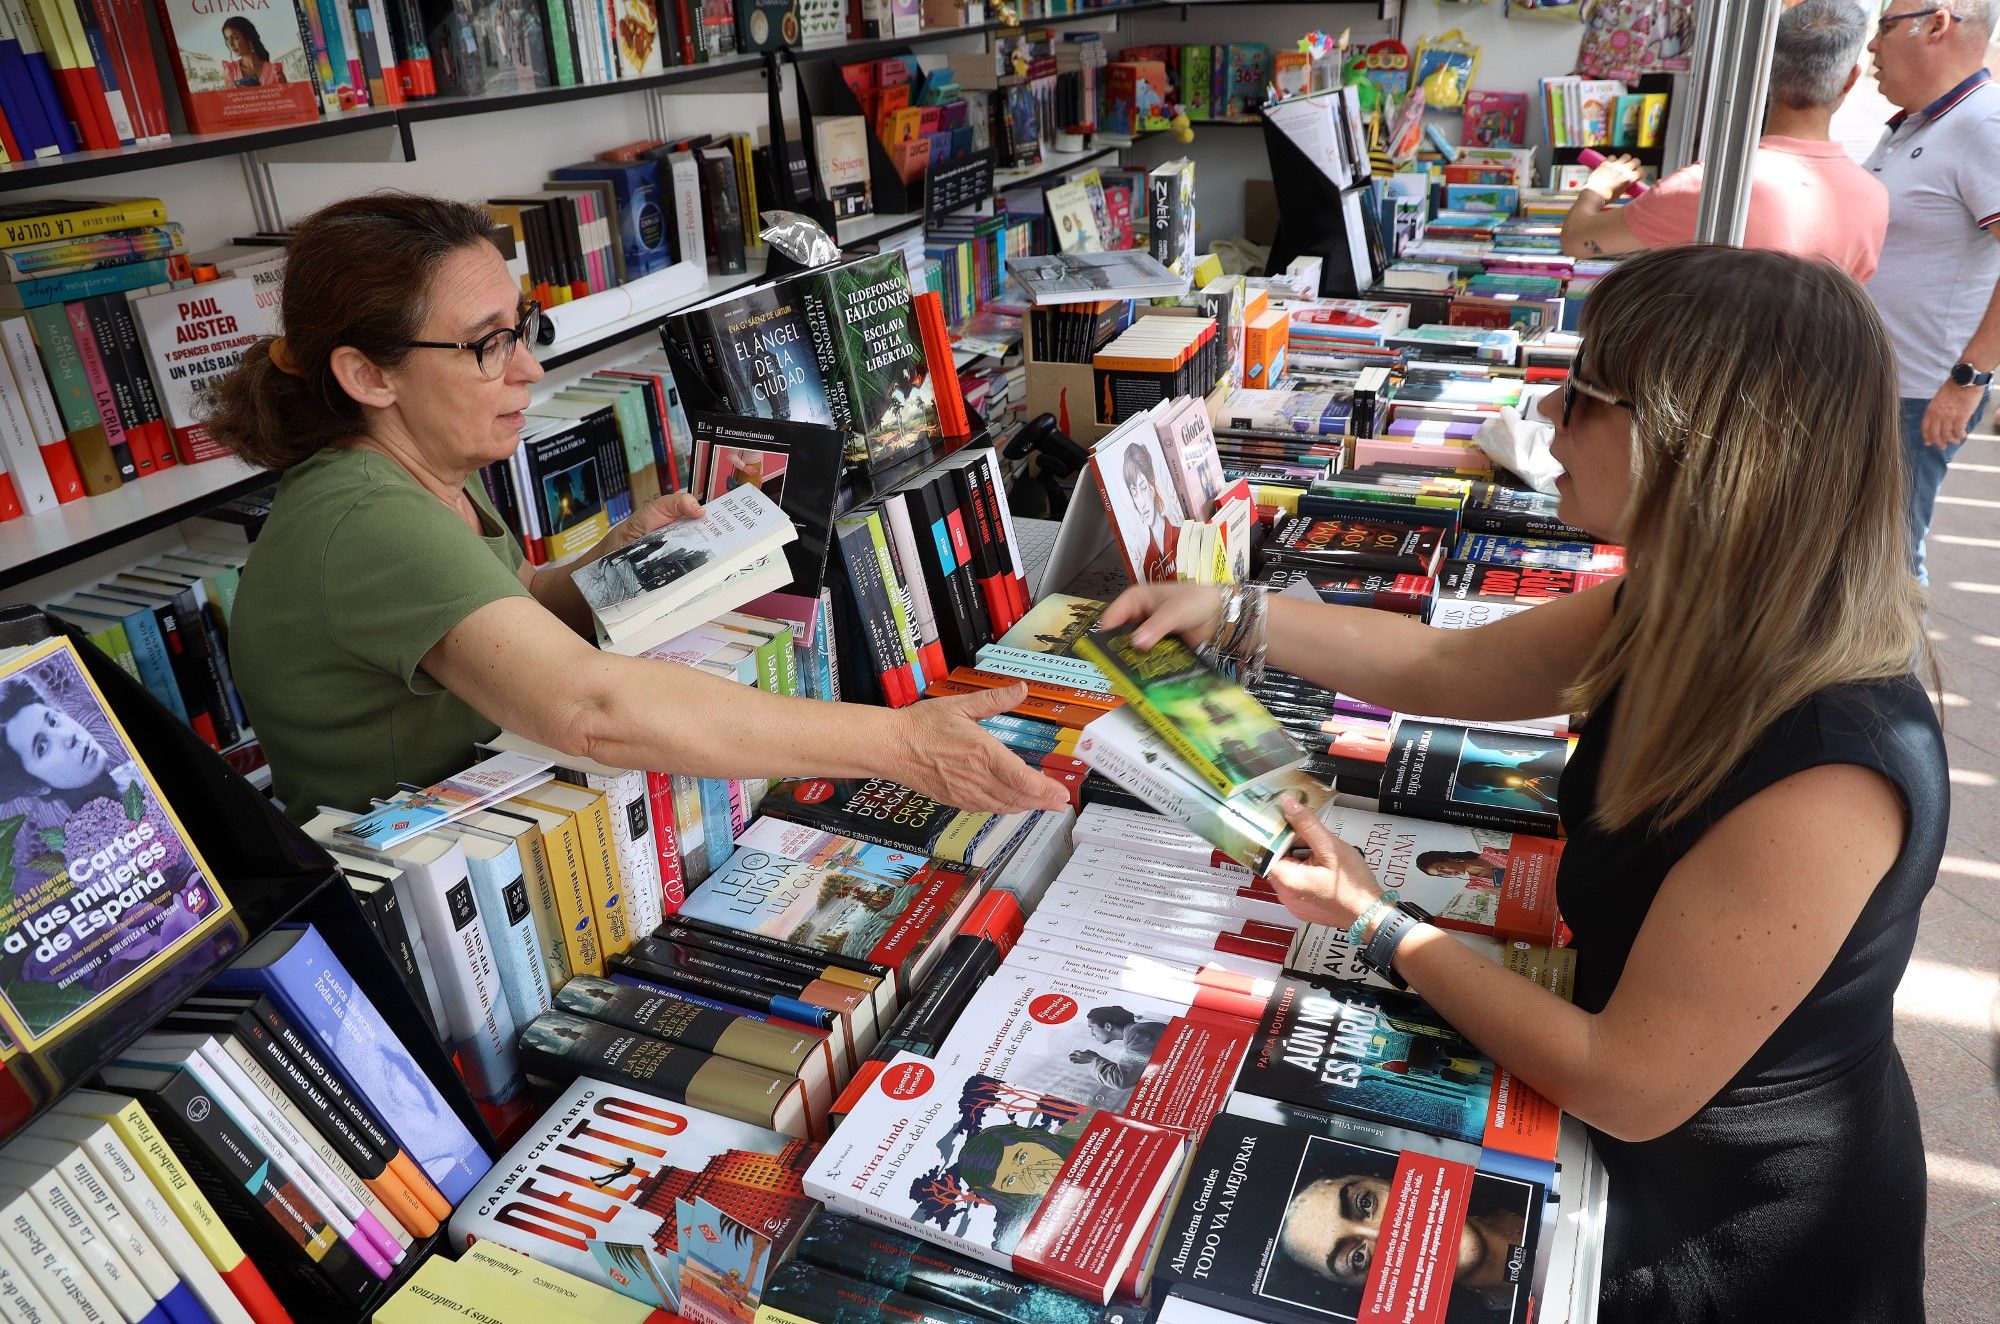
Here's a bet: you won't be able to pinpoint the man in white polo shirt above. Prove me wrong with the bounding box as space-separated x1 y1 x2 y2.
1864 0 2000 584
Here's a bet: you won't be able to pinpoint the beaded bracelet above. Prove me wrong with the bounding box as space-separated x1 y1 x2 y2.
1346 897 1392 947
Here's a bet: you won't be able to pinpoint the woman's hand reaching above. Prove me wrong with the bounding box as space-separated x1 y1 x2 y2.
1265 796 1388 931
1095 582 1226 651
892 684 1073 813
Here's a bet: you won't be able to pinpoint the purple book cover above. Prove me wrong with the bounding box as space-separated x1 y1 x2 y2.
0 637 237 1051
210 923 491 1204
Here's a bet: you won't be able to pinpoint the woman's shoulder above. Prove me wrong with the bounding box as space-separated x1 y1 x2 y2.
271 449 450 534
1737 674 1945 805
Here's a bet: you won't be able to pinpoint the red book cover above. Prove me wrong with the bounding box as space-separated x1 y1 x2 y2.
149 0 321 134
0 103 19 160
0 474 21 521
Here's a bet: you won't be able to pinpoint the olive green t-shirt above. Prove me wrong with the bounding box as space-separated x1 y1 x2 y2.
229 447 533 822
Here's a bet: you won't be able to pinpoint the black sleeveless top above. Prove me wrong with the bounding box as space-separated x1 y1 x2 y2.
1556 676 1946 1323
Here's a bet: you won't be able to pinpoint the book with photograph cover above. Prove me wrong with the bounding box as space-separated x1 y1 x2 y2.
1008 251 1190 305
1154 1105 1541 1323
662 277 839 429
0 637 238 1052
689 411 844 596
1380 721 1573 838
678 816 981 995
1237 973 1559 1165
151 0 321 134
805 252 943 473
1075 626 1302 799
756 777 1035 870
572 483 795 633
803 1053 1188 1305
448 1075 817 1314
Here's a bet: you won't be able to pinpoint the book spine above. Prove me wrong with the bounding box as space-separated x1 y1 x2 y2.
21 305 119 493
0 1186 121 1324
464 848 556 1035
71 1095 289 1324
386 852 523 1106
645 770 689 916
106 293 171 471
570 768 662 939
0 1157 158 1321
62 298 136 479
82 294 153 474
1073 635 1240 797
516 1012 804 1136
128 1068 378 1310
525 807 609 975
230 995 452 1224
862 509 927 695
504 814 577 988
971 645 1111 693
211 1014 436 1240
0 347 58 512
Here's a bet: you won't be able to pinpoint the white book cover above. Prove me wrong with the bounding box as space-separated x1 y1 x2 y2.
0 1241 62 1324
576 483 794 625
930 965 1249 1141
1055 851 1296 928
444 826 557 1031
598 550 796 658
571 768 665 938
0 317 68 469
1001 944 1271 1023
0 350 55 512
0 1155 155 1322
0 1183 109 1324
458 806 575 993
1032 878 1301 951
130 275 262 463
306 815 523 1104
670 151 707 279
0 1135 178 1302
22 1113 252 1324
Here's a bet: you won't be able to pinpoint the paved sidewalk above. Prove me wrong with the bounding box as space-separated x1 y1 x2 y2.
1903 434 2000 1323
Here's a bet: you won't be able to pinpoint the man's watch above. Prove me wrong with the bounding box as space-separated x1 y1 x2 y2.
1950 362 1994 388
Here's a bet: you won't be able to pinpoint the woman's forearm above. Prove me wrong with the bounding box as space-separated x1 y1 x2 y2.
547 651 909 782
1264 593 1469 715
1390 926 1623 1134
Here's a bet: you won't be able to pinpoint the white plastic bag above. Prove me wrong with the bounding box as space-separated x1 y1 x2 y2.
1475 385 1563 493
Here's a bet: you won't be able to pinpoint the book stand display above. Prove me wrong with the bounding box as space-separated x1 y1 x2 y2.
0 604 501 1317
820 45 936 219
1262 116 1386 298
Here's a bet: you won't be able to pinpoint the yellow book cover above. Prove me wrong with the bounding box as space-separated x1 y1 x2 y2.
457 1238 671 1324
516 784 632 958
377 1253 594 1324
501 795 605 978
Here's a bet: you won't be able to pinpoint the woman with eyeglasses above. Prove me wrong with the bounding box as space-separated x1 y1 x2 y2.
206 193 1068 825
1102 245 1942 1320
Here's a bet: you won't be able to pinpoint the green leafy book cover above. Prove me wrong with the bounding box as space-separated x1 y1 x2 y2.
1075 625 1303 798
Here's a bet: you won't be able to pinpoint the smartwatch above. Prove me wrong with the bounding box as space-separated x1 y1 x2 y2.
1360 901 1433 991
1951 362 1994 388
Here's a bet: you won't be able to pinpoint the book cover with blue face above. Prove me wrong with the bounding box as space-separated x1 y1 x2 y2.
0 638 240 1051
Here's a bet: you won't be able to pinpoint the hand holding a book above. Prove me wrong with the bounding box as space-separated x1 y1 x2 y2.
602 491 705 553
1583 154 1645 202
1098 582 1225 650
1264 795 1387 932
897 684 1075 812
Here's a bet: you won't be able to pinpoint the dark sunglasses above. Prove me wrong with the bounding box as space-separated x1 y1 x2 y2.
1561 351 1635 427
403 301 542 380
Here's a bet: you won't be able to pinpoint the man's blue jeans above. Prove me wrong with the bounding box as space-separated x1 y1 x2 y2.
1902 390 1991 586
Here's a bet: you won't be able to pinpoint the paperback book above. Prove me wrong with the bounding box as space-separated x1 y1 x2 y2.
803 1053 1188 1305
1380 721 1573 838
448 1076 817 1314
0 637 237 1051
757 777 1037 869
1075 626 1303 798
1154 1102 1542 1323
678 817 982 996
1312 805 1564 945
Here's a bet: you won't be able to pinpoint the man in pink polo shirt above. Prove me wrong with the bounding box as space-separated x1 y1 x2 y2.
1561 0 1889 280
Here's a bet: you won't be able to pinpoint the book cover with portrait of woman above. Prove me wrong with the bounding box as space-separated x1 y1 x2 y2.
152 0 321 134
0 637 236 1051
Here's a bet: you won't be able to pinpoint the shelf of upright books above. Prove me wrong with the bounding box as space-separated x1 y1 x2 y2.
0 1 1173 187
0 458 271 593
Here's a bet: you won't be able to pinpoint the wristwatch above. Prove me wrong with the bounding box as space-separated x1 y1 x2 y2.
1360 900 1433 991
1951 362 1995 387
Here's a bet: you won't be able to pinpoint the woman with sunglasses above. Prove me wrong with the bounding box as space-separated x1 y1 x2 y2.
1101 245 1942 1320
205 193 1068 824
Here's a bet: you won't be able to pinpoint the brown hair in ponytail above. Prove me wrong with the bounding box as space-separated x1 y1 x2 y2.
201 191 501 471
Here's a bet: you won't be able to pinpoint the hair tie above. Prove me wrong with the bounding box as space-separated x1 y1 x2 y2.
268 335 303 378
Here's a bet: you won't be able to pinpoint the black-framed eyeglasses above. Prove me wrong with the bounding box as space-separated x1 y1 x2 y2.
403 301 541 380
1561 352 1635 428
1876 8 1960 32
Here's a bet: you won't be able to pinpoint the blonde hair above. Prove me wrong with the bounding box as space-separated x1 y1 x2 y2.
1561 245 1929 832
